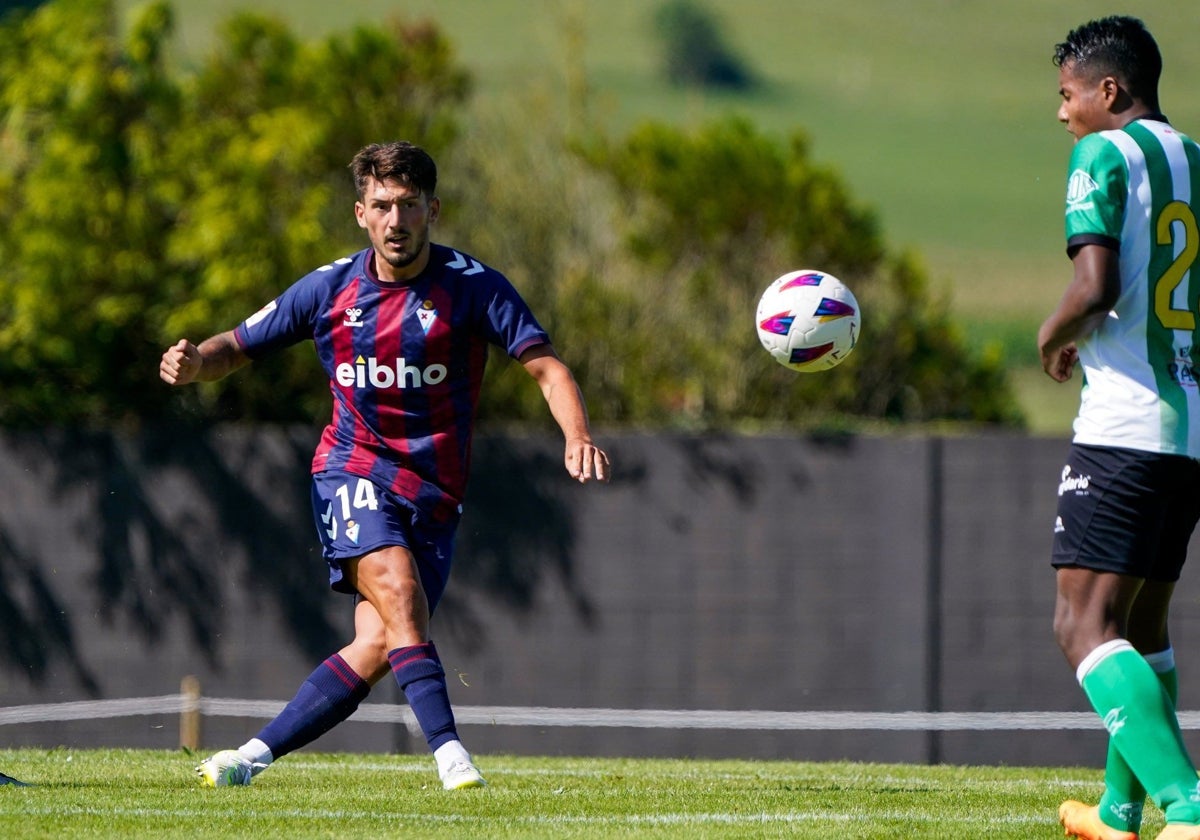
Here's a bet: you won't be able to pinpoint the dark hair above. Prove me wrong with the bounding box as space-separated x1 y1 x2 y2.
1053 16 1161 108
349 141 438 200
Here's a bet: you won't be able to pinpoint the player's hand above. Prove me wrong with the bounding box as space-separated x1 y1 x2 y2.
160 339 202 386
1042 344 1078 383
565 439 610 484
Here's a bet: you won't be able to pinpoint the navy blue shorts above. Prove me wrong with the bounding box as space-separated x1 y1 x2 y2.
311 470 458 611
1051 444 1200 582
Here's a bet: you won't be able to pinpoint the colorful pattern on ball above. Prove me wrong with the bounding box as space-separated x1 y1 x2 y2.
758 313 795 336
781 272 824 290
790 342 836 365
814 298 856 320
754 269 861 373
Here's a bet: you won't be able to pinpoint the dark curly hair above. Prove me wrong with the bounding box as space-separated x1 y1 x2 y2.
1053 16 1161 110
349 141 438 200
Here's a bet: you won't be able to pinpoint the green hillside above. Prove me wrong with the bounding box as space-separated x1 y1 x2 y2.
115 0 1200 432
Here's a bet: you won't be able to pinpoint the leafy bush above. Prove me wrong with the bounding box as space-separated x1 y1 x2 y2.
0 0 1019 430
456 116 1020 429
0 0 468 426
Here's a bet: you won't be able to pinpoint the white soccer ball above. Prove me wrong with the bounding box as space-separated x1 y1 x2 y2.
755 269 861 373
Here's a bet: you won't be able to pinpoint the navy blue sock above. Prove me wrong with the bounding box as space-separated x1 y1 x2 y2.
389 642 458 751
256 654 370 759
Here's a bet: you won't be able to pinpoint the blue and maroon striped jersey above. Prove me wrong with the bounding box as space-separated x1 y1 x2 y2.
233 244 549 520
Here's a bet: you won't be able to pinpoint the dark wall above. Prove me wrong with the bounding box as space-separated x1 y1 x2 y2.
0 428 1192 766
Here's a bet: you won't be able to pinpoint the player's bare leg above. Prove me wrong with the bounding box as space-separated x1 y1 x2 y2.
347 547 484 789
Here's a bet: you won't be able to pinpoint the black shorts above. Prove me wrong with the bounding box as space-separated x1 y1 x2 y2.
1051 443 1200 582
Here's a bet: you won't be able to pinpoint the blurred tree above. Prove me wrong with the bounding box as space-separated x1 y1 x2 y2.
0 0 469 426
0 1 1017 430
0 0 45 22
0 0 181 425
589 119 1018 426
652 0 756 90
459 116 1019 429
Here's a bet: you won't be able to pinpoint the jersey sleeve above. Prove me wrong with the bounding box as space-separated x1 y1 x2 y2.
1064 133 1128 255
478 273 550 359
233 272 326 359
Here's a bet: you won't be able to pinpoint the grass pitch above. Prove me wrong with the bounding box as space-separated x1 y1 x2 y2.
0 748 1150 839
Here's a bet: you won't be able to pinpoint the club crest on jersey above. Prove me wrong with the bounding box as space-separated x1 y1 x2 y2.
416 299 438 334
343 307 365 328
1066 168 1099 213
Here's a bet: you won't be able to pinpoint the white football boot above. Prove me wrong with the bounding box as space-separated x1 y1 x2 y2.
196 750 264 787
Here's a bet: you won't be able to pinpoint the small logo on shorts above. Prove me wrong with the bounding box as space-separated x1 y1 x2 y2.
322 502 337 540
1054 516 1065 534
1058 465 1091 497
345 520 360 545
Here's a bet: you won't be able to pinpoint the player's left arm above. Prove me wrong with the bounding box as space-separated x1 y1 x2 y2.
1037 243 1121 382
519 344 610 484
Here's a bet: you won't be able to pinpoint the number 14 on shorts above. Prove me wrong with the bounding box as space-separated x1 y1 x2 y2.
322 478 380 544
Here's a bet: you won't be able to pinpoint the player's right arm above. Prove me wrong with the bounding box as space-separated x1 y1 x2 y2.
1037 243 1121 382
161 255 344 387
1039 133 1125 382
159 330 251 386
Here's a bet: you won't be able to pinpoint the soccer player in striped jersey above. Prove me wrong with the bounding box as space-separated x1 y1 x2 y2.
1040 17 1200 840
160 141 610 791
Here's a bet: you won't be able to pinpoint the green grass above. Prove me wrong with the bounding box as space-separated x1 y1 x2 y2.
0 748 1142 838
121 0 1200 290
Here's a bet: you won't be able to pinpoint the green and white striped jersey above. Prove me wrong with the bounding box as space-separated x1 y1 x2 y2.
1064 117 1200 456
